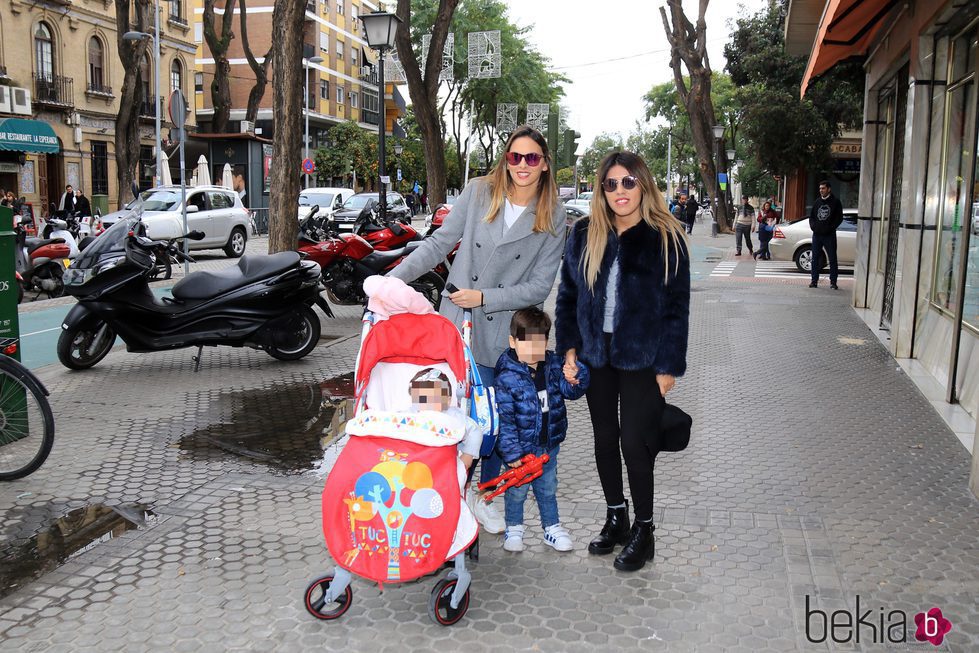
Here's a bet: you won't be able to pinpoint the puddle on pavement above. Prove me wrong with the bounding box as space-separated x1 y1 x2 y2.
0 503 156 599
178 373 355 475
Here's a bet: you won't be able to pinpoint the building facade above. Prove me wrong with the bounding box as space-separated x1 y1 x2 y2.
0 0 198 213
788 0 979 493
191 0 404 164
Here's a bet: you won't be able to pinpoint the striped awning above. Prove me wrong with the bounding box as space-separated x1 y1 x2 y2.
0 118 60 154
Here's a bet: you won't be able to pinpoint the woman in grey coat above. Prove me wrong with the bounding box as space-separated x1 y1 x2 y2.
389 124 566 533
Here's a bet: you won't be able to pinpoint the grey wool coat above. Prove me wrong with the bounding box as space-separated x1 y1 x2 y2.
389 178 566 367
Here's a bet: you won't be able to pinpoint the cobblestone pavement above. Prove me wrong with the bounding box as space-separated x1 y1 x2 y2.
1 232 977 652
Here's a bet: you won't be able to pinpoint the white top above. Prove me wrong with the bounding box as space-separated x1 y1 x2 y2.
503 200 526 231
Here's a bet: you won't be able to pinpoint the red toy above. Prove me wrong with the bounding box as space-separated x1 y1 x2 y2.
476 453 550 502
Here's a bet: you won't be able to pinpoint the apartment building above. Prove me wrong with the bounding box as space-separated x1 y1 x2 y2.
0 0 198 213
192 0 404 148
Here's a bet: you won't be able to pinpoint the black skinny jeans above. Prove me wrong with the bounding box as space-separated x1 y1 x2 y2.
585 356 664 522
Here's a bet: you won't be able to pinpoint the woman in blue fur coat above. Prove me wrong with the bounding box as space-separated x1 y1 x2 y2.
555 151 690 572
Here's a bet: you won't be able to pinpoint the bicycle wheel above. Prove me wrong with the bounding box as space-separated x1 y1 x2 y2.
0 357 55 481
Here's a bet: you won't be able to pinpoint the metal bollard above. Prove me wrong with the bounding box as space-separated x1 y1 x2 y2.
711 221 718 238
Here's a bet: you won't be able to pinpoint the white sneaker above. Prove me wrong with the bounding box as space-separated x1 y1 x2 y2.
503 525 525 552
472 495 506 534
544 524 574 552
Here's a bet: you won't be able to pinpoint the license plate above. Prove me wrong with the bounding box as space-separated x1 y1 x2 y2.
62 259 71 269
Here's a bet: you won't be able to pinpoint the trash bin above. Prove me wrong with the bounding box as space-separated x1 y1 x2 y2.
92 194 109 216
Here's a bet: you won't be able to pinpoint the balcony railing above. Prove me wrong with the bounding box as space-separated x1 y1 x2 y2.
87 82 114 96
168 14 189 27
34 74 74 107
139 95 163 118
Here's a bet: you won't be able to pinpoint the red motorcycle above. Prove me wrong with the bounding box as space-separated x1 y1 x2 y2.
297 207 444 308
354 206 424 251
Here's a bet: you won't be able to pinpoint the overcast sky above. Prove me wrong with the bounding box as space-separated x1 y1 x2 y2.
504 0 771 151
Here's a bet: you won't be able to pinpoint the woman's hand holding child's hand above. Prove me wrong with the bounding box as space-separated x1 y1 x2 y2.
563 349 579 384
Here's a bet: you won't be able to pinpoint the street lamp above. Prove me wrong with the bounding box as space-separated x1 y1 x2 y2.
124 0 174 189
726 148 736 207
360 10 402 223
393 143 403 192
303 55 324 189
711 124 725 231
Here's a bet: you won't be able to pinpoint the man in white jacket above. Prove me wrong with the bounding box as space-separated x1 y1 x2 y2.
56 185 75 217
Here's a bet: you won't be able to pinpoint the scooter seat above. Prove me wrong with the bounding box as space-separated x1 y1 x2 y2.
171 252 301 300
26 237 65 253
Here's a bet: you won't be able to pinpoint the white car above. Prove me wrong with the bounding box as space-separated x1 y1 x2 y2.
138 186 251 257
297 187 355 223
565 192 592 212
768 209 859 272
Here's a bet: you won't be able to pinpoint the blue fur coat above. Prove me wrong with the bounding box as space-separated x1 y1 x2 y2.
555 218 690 375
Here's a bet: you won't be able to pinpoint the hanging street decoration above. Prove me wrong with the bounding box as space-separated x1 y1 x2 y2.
385 50 407 84
421 34 455 82
497 103 518 135
526 104 549 133
468 31 502 79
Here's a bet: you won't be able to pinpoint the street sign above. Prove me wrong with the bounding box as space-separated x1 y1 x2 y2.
168 91 187 130
397 168 402 181
302 158 315 174
380 175 391 184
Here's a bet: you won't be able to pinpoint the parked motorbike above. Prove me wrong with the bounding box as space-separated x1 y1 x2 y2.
57 209 330 371
14 201 73 299
297 207 444 308
353 206 424 251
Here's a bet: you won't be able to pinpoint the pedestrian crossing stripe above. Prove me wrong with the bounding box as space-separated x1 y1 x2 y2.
709 262 738 277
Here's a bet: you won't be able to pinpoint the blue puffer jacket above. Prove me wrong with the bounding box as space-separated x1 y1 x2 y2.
493 349 590 464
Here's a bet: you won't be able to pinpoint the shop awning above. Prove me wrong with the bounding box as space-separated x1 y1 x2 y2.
0 118 60 154
798 0 900 98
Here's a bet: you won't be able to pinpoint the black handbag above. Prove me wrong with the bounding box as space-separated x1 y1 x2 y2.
658 403 692 452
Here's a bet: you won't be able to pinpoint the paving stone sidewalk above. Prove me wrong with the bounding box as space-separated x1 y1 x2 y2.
1 268 977 652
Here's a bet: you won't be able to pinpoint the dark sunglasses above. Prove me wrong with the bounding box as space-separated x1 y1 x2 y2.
505 151 543 167
602 176 639 192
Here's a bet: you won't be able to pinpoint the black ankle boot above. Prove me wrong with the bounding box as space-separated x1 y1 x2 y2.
613 521 655 571
588 502 631 555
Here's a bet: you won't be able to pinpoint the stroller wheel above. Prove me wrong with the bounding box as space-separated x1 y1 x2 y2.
428 578 470 626
304 575 352 620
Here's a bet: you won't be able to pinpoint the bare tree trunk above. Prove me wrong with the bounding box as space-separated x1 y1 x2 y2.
267 0 304 253
660 0 733 232
203 0 238 133
114 0 151 208
395 0 460 204
239 0 273 123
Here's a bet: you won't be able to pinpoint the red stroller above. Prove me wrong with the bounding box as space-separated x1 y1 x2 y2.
304 311 479 626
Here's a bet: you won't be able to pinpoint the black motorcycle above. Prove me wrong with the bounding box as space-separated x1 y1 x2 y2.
58 211 330 370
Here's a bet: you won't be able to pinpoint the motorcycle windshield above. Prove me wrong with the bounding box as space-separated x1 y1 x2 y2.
72 213 140 270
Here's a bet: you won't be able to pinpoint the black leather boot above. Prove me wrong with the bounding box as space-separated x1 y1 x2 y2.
587 502 631 555
613 521 655 571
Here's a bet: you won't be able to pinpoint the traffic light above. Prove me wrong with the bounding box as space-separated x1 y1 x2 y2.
563 129 581 170
546 112 559 164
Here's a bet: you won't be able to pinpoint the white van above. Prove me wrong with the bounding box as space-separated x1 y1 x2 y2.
297 187 356 223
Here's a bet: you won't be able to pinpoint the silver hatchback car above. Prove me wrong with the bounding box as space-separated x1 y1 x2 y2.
768 209 858 272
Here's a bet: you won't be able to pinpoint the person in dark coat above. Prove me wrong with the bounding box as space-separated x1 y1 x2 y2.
684 193 699 234
494 307 589 553
556 151 690 572
808 179 844 289
73 189 92 217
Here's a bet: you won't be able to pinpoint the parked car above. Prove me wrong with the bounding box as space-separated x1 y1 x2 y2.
565 192 592 211
136 186 251 257
565 205 587 235
99 199 139 229
768 209 858 272
332 192 411 231
297 187 355 222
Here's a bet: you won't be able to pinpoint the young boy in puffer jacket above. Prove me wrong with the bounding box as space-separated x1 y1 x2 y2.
493 307 590 553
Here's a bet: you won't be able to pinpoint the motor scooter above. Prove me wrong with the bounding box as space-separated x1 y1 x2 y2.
297 207 443 308
14 202 73 299
58 209 331 371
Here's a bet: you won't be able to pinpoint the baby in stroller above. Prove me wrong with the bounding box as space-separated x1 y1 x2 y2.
307 281 482 626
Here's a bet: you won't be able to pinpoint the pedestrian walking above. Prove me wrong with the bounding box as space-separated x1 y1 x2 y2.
734 195 755 256
685 194 699 234
493 308 589 553
808 180 844 289
420 191 428 214
74 188 92 217
555 151 690 572
753 200 778 260
406 192 416 216
56 185 75 217
389 124 567 535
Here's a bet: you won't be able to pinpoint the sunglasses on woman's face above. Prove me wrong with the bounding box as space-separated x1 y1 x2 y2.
602 175 639 193
505 151 543 167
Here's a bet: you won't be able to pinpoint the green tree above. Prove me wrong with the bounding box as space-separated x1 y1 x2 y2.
555 167 574 186
723 0 864 179
579 133 624 182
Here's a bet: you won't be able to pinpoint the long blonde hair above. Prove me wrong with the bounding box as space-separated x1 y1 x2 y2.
582 151 688 291
481 125 558 233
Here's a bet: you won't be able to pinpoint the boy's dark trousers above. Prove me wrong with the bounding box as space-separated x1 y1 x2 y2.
757 237 771 260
